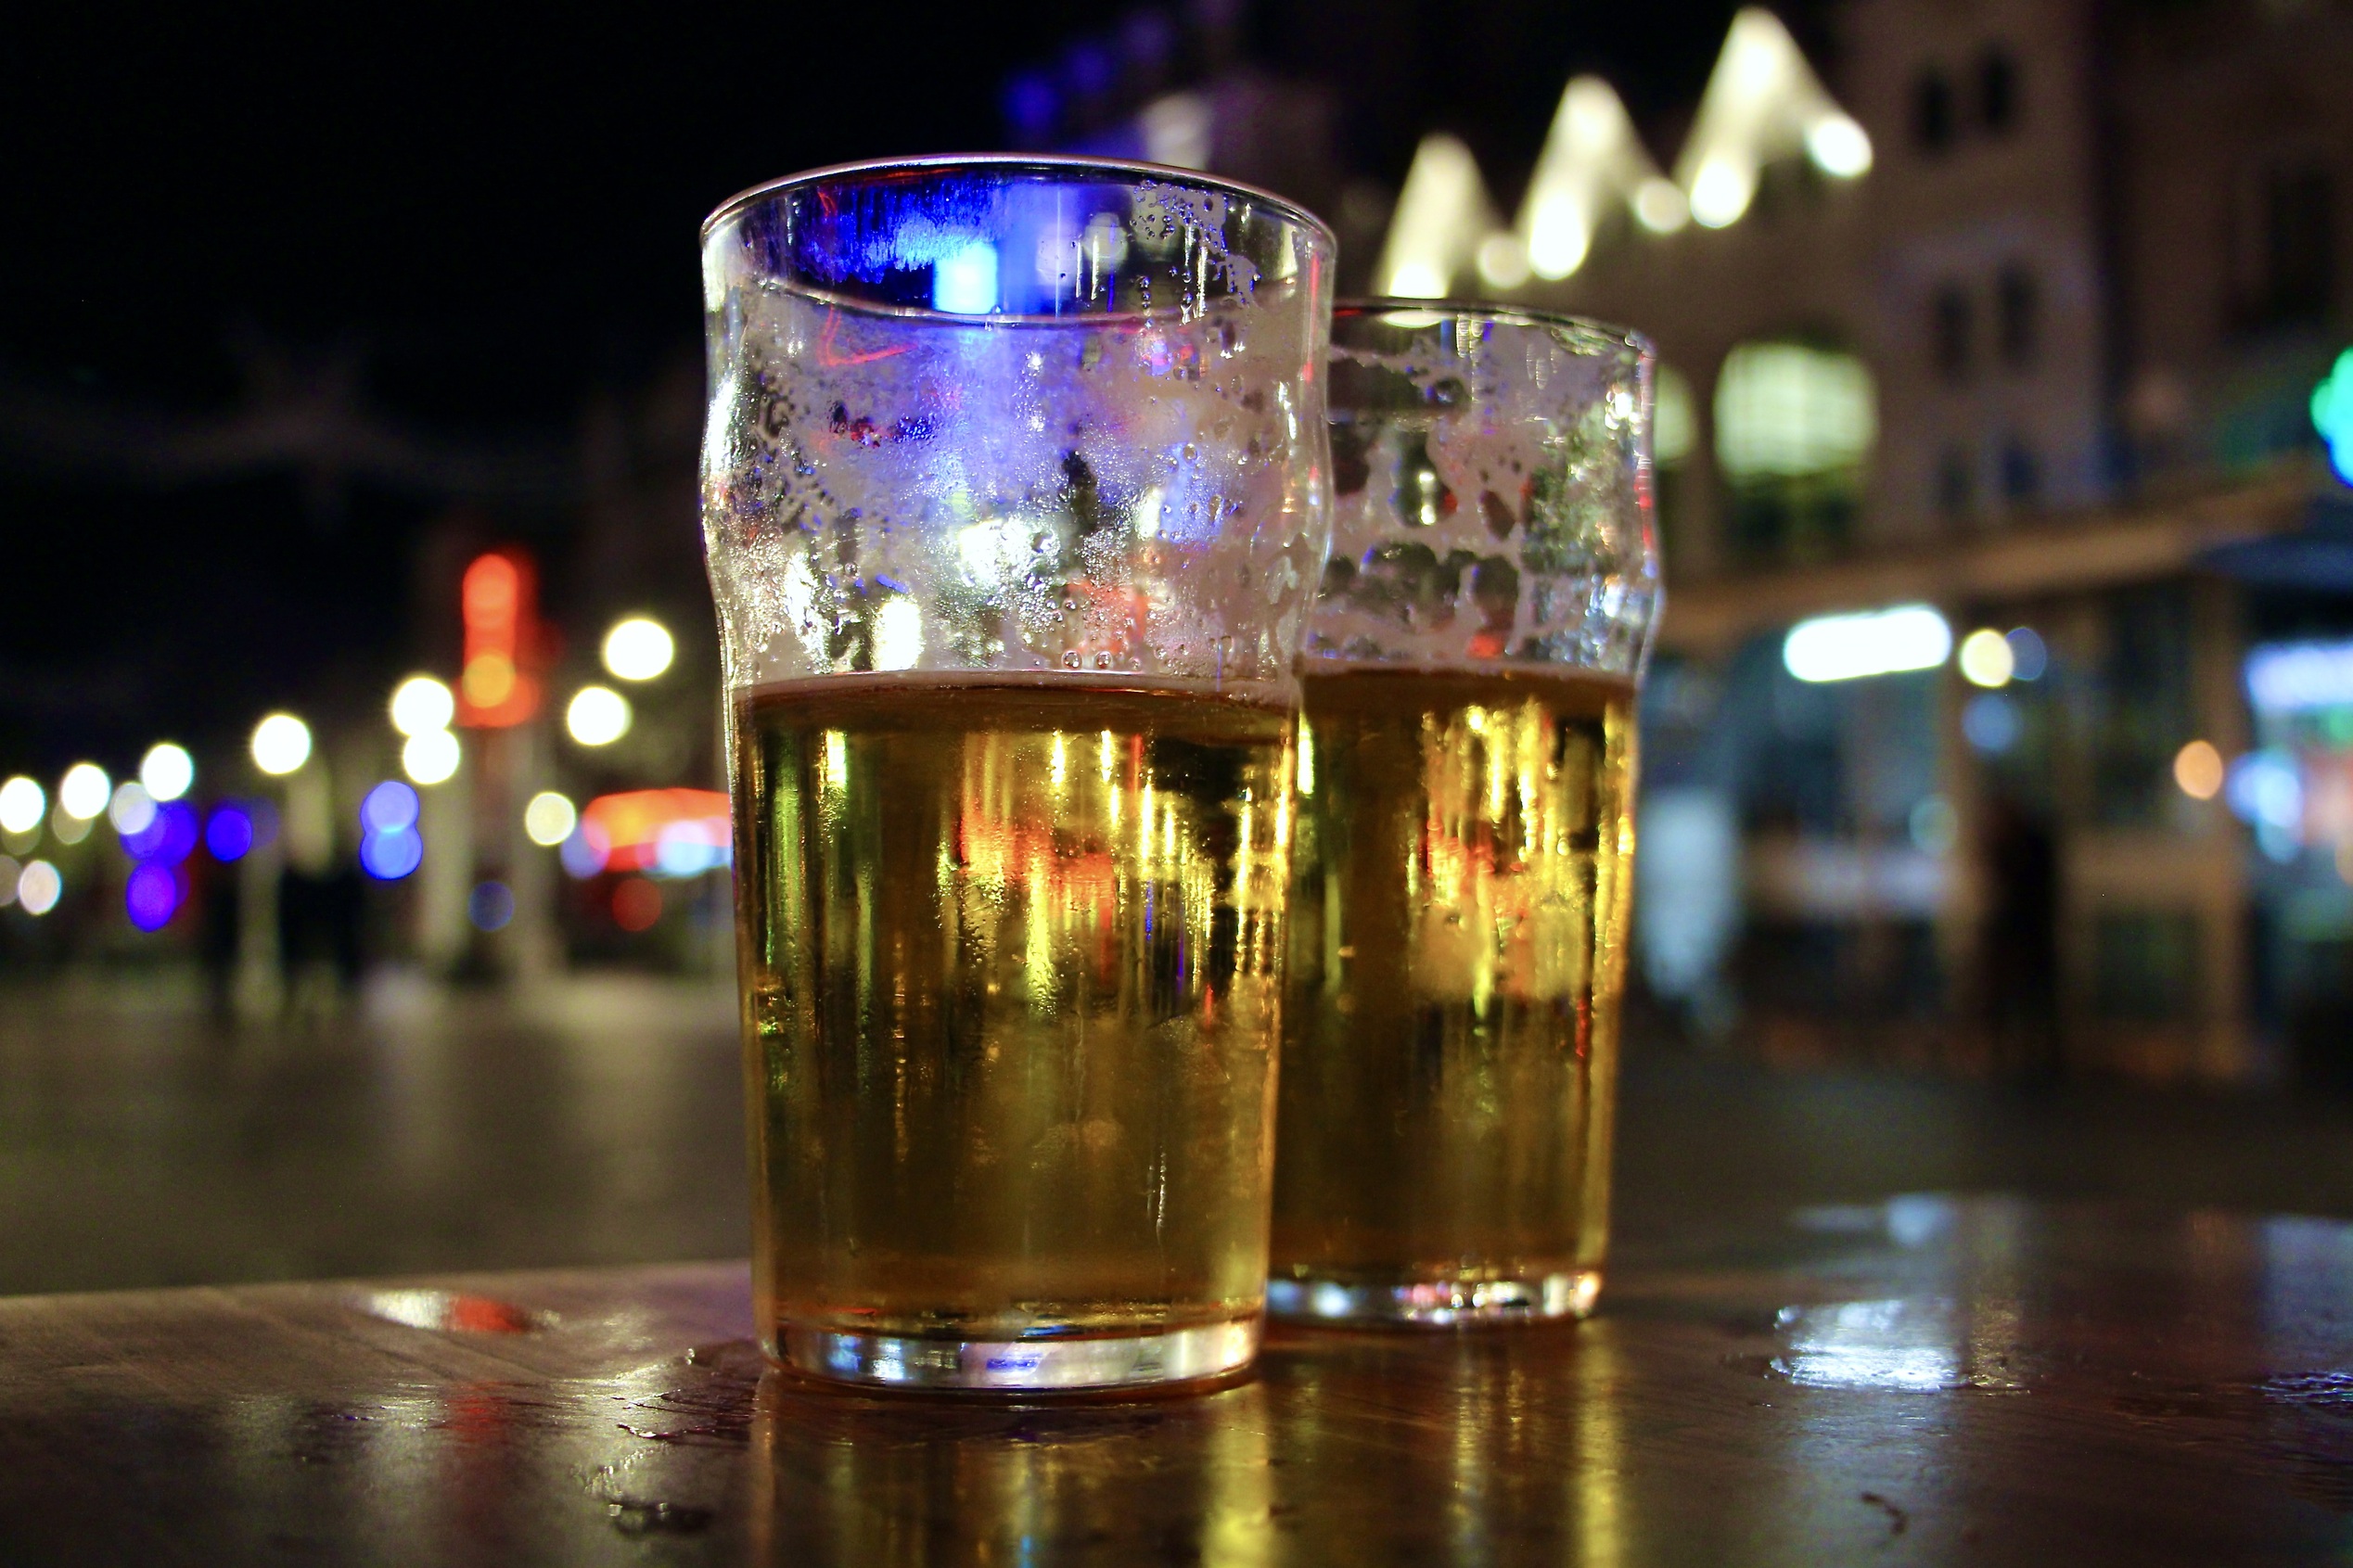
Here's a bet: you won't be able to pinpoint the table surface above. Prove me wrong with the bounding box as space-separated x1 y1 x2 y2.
7 1197 2353 1564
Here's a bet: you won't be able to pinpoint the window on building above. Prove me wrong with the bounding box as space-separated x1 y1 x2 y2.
1997 264 2039 365
1978 46 2018 134
1714 339 1877 564
2001 440 2041 505
1913 70 1955 154
1937 445 1975 521
1934 286 1973 381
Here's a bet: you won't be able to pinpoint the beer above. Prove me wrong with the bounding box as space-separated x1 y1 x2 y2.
1270 665 1636 1322
734 675 1293 1383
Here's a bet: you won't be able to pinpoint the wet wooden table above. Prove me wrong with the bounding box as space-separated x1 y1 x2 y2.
6 1197 2353 1563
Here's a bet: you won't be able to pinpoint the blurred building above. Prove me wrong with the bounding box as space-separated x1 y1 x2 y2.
1363 0 2353 1083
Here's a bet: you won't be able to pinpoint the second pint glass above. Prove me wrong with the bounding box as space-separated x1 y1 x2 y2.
700 159 1333 1391
1270 302 1659 1325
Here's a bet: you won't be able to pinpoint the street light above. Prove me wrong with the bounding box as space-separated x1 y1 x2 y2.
390 676 455 736
524 791 577 847
0 778 45 835
251 713 313 776
567 686 632 746
140 744 194 802
602 618 674 682
403 729 461 786
58 764 109 821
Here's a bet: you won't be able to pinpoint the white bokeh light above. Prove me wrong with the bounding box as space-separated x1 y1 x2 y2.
141 744 194 802
250 713 313 776
601 618 675 682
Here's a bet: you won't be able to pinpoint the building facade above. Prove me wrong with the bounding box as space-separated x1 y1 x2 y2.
1363 0 2353 1081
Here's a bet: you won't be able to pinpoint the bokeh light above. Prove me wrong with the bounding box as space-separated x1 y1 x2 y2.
141 744 194 802
559 823 608 878
468 881 515 931
123 800 199 865
2005 627 2049 682
602 618 674 682
250 713 313 776
360 829 423 881
0 777 46 835
360 781 421 835
524 791 577 847
566 686 631 746
612 878 663 931
403 729 461 785
58 763 109 821
390 675 456 737
109 782 159 835
2174 739 2225 801
1958 629 2015 689
205 804 254 862
16 860 60 916
125 863 181 931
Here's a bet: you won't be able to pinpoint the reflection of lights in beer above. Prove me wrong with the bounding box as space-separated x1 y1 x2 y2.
825 732 848 791
0 778 45 835
109 782 159 835
1050 734 1068 791
1783 606 1951 682
1958 629 2014 688
403 729 461 785
1098 730 1118 782
17 859 60 915
58 764 109 821
1297 721 1315 797
2174 739 2224 801
250 713 313 775
873 598 924 671
390 675 455 736
141 743 194 802
125 863 180 930
602 617 674 681
523 791 576 847
566 686 631 746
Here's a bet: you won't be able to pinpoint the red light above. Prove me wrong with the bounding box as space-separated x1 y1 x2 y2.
457 550 543 729
581 789 731 873
612 878 663 931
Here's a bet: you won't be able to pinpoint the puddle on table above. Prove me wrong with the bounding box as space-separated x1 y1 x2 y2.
359 1289 551 1334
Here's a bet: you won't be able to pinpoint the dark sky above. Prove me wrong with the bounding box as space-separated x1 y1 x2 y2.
0 1 1771 768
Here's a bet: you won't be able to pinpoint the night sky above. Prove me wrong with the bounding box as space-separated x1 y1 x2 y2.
1 1 1782 770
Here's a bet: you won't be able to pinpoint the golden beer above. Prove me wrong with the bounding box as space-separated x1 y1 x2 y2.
1270 665 1636 1322
734 676 1293 1384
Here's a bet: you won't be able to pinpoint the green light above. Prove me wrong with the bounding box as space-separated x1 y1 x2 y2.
2315 348 2353 484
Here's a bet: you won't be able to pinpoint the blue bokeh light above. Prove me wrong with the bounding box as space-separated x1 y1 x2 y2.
125 863 181 931
468 881 515 931
361 780 420 835
559 824 607 879
124 799 199 865
205 804 254 862
360 827 423 881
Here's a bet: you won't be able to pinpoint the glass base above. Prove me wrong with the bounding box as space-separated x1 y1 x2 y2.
1266 1268 1600 1327
776 1315 1261 1394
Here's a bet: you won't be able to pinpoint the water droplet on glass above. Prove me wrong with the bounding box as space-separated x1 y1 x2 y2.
1062 651 1081 669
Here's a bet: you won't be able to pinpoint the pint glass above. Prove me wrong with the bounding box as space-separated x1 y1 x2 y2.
1269 302 1658 1325
700 159 1333 1390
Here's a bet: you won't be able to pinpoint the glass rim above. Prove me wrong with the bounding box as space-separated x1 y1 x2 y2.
700 152 1339 253
1336 297 1656 362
